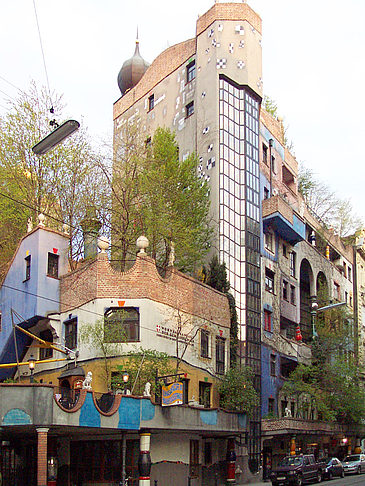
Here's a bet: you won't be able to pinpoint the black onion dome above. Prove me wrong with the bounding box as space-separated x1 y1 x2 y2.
117 40 150 95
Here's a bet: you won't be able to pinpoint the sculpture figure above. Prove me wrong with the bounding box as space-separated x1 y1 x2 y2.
82 371 93 390
143 382 151 397
284 407 292 417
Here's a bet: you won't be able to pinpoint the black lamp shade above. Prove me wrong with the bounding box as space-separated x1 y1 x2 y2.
32 120 80 155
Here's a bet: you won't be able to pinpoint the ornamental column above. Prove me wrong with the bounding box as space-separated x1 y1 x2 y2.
138 431 151 486
36 427 49 486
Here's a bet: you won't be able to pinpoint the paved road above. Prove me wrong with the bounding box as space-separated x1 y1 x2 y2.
244 475 365 486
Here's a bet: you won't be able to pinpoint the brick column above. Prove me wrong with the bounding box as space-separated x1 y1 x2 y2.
37 427 49 486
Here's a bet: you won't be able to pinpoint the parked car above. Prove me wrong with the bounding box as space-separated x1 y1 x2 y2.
342 454 365 475
321 457 344 480
270 454 325 485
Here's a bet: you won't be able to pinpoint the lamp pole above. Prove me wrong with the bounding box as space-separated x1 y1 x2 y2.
28 355 36 383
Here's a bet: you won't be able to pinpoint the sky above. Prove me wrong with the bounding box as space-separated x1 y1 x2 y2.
0 0 364 223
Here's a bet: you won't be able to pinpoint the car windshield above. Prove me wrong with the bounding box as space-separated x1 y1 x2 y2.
278 457 303 467
344 455 360 462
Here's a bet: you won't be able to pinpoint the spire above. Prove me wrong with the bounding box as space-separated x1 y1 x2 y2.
117 29 150 95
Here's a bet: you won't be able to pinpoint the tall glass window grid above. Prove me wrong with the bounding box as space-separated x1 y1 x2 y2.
219 76 261 470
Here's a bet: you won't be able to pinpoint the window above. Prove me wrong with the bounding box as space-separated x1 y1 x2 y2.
104 307 140 342
345 291 348 303
271 155 276 173
204 442 212 465
265 268 274 293
200 329 209 358
186 60 196 83
281 400 288 418
145 136 152 149
0 311 2 332
148 94 154 111
270 354 276 376
24 255 31 281
199 381 211 408
190 440 199 478
262 143 268 165
264 187 269 200
186 101 194 118
265 231 274 252
47 252 59 278
64 317 77 350
216 337 225 374
282 280 288 301
39 329 53 360
264 309 272 332
290 252 296 277
290 401 295 417
268 398 275 414
348 267 352 282
290 285 296 305
283 244 288 258
334 282 340 301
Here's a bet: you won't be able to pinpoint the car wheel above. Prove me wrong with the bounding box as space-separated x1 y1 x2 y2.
340 469 344 478
357 466 361 475
317 470 322 482
327 470 333 480
296 474 303 486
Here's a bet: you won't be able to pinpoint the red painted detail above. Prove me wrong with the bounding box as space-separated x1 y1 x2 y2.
227 461 235 481
219 329 223 336
118 301 125 307
295 325 302 342
53 248 58 254
139 477 150 480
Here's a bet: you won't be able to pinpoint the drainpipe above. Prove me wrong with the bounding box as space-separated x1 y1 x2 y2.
269 139 274 196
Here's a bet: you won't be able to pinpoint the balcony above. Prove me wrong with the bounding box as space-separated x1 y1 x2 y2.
263 196 305 245
262 417 365 437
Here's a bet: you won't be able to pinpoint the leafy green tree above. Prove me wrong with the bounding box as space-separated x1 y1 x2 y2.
263 95 278 118
80 319 122 390
0 82 107 272
140 128 212 273
112 348 175 396
298 165 362 236
218 366 259 416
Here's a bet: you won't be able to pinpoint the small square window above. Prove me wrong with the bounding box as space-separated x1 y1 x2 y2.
264 187 269 200
283 244 288 258
186 60 196 83
265 231 274 252
290 252 296 277
262 144 268 165
47 253 59 278
104 307 140 342
64 317 77 350
268 398 275 414
216 337 225 374
199 381 211 408
186 101 194 118
145 136 152 149
24 255 31 281
148 94 154 111
204 442 212 465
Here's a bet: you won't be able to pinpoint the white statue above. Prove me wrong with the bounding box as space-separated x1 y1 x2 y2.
27 217 33 233
284 407 292 417
143 382 151 397
82 371 93 390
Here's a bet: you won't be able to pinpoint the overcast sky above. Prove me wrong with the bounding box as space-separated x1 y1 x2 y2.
1 0 364 223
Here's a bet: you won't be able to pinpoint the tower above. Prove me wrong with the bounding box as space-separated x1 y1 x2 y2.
114 1 263 471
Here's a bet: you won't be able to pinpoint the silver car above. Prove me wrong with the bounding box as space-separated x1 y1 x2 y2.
342 454 365 475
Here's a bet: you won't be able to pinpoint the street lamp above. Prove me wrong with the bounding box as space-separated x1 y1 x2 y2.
28 355 36 383
311 300 347 340
122 371 129 395
32 120 80 155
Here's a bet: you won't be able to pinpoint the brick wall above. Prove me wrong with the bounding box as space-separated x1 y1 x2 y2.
262 195 294 223
60 253 230 328
196 2 262 36
37 427 48 486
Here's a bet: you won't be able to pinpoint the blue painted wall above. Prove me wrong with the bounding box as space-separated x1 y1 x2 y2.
261 345 284 418
0 227 69 372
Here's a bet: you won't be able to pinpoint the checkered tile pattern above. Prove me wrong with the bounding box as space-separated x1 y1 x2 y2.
216 58 227 69
229 43 234 54
239 40 245 48
206 157 215 170
212 39 220 48
208 28 214 38
237 60 245 69
205 48 210 55
218 24 223 31
202 126 210 135
201 91 206 98
235 25 244 35
207 144 213 152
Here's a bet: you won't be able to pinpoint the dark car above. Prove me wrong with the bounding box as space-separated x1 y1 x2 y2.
270 454 324 485
322 457 344 480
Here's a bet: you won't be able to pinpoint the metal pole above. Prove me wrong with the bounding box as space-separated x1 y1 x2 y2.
121 433 127 485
